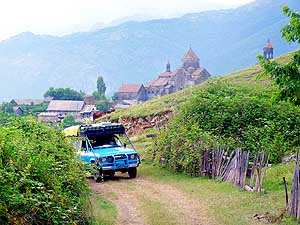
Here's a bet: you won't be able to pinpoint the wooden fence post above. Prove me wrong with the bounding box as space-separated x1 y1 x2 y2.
283 177 289 209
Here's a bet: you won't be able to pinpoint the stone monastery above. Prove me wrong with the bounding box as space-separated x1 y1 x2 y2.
117 47 211 103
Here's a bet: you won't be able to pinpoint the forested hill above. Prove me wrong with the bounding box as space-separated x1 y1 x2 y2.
0 0 299 101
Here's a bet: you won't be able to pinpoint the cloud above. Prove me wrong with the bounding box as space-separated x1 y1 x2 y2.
0 0 254 40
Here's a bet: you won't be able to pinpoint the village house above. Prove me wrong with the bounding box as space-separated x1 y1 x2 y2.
117 84 147 102
10 98 44 106
13 106 23 117
38 97 96 123
116 47 211 104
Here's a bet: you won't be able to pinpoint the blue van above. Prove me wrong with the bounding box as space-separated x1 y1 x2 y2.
65 122 141 182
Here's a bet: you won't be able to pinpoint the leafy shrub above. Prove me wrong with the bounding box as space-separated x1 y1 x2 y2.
154 80 300 175
0 116 91 224
62 115 81 128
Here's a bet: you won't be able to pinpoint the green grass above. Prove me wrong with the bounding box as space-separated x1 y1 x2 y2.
131 131 298 225
91 133 298 225
102 52 293 121
138 195 178 225
90 195 117 225
138 160 297 225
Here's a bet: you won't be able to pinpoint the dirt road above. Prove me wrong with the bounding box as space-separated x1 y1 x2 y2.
88 174 211 225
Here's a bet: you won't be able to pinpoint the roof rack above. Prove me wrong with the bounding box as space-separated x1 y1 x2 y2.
79 122 126 138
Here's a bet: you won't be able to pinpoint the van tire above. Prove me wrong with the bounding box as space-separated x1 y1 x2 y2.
128 167 137 178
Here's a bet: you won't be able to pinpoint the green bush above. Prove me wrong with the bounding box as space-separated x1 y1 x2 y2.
154 80 300 175
0 115 91 224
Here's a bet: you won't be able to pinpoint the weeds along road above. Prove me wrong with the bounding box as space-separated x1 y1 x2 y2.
88 173 210 225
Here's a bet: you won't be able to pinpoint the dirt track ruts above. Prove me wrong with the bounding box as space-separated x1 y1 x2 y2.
88 174 212 225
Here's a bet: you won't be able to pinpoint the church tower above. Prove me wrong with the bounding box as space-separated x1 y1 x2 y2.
166 61 171 72
263 39 273 59
182 47 200 70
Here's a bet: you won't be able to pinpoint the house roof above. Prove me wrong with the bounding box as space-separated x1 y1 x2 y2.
47 100 84 112
147 77 170 87
144 82 151 88
173 67 189 75
11 99 44 106
118 84 143 93
159 71 175 78
182 47 200 62
81 105 96 113
13 106 23 112
192 67 205 76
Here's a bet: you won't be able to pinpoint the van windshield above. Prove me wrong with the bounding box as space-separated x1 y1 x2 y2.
89 135 122 149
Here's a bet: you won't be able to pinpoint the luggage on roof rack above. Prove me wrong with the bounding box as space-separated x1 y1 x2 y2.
79 122 126 138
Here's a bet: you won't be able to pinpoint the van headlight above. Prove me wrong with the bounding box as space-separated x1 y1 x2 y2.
100 157 107 162
129 154 137 159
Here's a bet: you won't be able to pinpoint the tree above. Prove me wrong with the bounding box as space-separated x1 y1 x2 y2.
96 98 110 112
93 76 107 100
62 115 81 128
92 91 106 101
96 76 106 96
44 87 85 101
257 6 300 105
112 92 119 102
0 103 14 114
21 103 48 116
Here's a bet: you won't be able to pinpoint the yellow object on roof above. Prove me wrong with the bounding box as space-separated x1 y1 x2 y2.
63 125 80 137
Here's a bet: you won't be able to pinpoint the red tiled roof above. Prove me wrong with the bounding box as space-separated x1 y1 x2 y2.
144 82 151 88
118 84 143 93
159 71 175 78
173 67 189 75
192 67 205 76
182 47 200 61
146 78 169 87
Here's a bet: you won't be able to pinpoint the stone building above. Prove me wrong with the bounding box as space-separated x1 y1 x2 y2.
145 47 210 100
117 84 147 102
263 39 273 59
116 47 211 103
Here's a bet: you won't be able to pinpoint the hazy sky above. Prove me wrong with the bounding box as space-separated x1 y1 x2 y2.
0 0 254 41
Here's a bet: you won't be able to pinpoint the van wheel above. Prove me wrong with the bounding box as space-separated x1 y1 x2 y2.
108 171 115 178
128 167 137 178
94 169 104 182
91 162 103 182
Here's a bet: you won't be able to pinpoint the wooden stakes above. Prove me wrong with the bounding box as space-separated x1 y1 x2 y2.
288 152 300 218
283 177 289 209
210 148 269 192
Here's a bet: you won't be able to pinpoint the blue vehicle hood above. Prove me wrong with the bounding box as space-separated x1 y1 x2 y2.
91 146 137 157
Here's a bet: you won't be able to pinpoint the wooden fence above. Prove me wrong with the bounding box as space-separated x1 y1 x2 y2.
204 148 269 192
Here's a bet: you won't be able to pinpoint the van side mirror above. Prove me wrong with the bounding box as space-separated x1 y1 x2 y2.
123 143 127 148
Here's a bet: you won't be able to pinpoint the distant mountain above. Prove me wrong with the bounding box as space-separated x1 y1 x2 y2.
90 15 155 31
0 0 299 101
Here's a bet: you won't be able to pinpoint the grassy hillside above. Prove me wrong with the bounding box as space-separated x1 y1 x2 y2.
107 52 293 120
105 52 300 166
